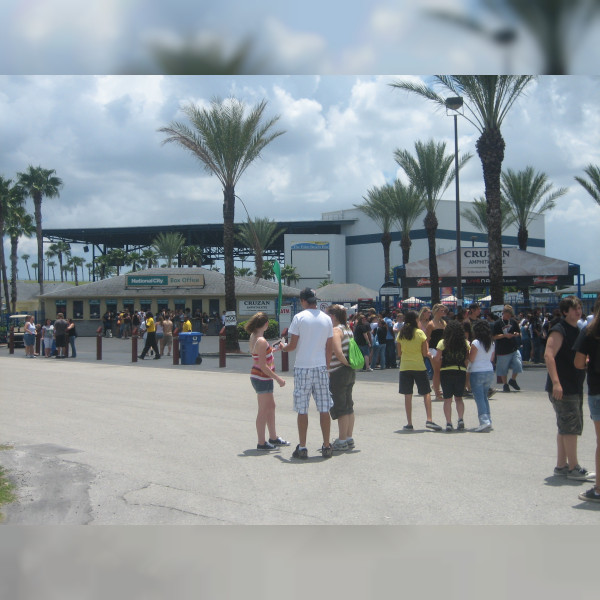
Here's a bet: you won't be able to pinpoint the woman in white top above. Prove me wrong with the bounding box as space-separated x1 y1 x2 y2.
468 320 496 432
24 315 37 357
42 318 54 357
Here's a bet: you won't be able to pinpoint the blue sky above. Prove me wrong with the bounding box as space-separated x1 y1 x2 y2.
1 75 599 283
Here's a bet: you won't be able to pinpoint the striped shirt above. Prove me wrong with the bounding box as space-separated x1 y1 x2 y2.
330 325 352 372
251 344 275 381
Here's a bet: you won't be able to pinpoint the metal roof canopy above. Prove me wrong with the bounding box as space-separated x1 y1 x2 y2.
44 219 354 263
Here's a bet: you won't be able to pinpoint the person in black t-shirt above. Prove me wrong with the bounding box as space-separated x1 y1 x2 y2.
492 305 522 393
574 298 600 501
545 295 593 482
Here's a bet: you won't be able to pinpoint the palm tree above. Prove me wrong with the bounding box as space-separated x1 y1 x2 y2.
61 265 71 282
236 217 284 284
234 266 254 277
47 260 57 281
17 165 63 296
68 255 85 286
6 204 35 312
106 248 128 276
152 232 185 268
44 249 55 280
47 241 71 282
261 260 276 281
32 263 38 280
394 139 471 304
180 245 203 267
389 180 425 299
85 262 93 281
280 264 300 287
355 184 397 284
94 254 116 279
140 248 159 269
575 164 600 207
126 252 142 272
0 177 23 311
391 76 535 305
159 97 284 350
501 167 567 251
21 253 31 280
461 195 516 234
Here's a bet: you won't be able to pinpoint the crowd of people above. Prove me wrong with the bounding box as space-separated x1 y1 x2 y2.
246 291 600 505
22 313 77 359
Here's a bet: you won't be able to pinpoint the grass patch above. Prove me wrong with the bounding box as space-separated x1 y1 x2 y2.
0 446 16 521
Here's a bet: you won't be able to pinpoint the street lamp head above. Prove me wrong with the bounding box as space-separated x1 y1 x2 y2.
445 96 463 111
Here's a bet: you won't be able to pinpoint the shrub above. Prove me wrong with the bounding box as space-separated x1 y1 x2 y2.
237 318 280 341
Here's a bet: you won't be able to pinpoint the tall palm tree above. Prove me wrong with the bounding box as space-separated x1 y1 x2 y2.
85 262 93 281
32 263 38 280
159 97 284 350
261 260 276 281
501 166 567 251
47 241 71 282
21 253 31 280
394 139 471 304
391 76 535 305
6 204 35 313
575 164 600 207
68 255 85 286
106 248 128 276
44 248 56 280
355 184 397 283
236 217 284 284
126 252 142 272
280 264 300 287
180 245 203 267
389 180 425 299
461 195 516 234
17 165 63 296
47 260 57 281
140 248 159 269
152 232 185 268
0 177 23 311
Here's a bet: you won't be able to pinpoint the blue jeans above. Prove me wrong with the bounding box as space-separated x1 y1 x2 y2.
372 343 386 369
470 371 494 421
424 357 434 379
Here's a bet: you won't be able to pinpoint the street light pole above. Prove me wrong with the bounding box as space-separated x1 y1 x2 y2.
446 96 463 306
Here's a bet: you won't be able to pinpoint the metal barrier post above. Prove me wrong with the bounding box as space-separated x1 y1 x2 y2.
132 327 138 362
96 326 103 360
9 326 14 355
173 329 180 365
219 327 226 368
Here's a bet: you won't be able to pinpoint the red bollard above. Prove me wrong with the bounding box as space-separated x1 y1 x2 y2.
280 327 289 372
132 327 138 362
219 327 226 368
173 329 180 365
96 326 103 360
9 326 14 355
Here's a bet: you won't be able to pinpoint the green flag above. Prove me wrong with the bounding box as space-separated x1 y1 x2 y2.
273 260 282 315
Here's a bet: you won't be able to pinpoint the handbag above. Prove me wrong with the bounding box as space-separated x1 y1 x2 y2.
348 337 365 370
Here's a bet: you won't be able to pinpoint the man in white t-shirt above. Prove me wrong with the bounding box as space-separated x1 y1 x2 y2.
282 288 334 458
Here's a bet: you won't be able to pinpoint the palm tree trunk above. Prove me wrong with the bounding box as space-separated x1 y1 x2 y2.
381 232 391 282
24 260 31 280
58 253 64 282
34 195 44 296
401 234 412 299
0 234 9 313
425 211 440 305
517 225 530 305
476 127 505 307
10 235 18 313
223 184 239 351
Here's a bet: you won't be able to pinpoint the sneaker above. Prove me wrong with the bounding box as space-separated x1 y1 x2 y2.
138 355 145 360
578 487 600 503
403 424 414 431
321 444 333 458
508 378 520 391
292 444 308 459
154 354 161 359
426 421 442 431
257 441 275 450
268 437 290 446
488 388 497 399
463 389 474 398
502 384 511 393
346 437 355 449
474 422 491 432
445 423 454 432
457 419 465 431
332 439 348 451
553 465 570 477
567 465 596 481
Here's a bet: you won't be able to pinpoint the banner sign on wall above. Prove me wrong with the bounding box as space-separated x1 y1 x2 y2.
238 299 276 316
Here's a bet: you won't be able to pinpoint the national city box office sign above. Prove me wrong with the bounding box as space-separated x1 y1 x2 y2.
125 274 205 288
397 248 577 288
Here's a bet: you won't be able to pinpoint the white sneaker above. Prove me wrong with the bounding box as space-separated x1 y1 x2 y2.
332 438 349 451
474 422 491 432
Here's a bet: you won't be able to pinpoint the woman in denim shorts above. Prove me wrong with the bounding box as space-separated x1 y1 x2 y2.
245 312 289 451
574 299 600 502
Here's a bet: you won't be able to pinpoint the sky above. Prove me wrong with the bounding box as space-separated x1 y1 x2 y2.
1 74 599 283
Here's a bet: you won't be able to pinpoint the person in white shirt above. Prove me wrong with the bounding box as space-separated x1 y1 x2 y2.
281 288 334 459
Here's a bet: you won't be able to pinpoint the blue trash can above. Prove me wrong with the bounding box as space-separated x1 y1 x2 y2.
179 332 202 365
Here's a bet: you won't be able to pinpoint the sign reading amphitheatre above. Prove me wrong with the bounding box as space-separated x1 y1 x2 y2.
126 274 205 288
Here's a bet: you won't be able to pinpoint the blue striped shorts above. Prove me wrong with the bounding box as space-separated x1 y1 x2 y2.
293 366 333 414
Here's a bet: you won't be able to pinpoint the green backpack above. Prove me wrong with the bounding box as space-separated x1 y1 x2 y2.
348 335 365 370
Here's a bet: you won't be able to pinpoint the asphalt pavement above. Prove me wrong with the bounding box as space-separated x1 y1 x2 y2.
1 335 599 524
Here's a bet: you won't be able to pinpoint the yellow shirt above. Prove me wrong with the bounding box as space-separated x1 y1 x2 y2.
397 328 427 371
145 317 156 333
182 320 192 332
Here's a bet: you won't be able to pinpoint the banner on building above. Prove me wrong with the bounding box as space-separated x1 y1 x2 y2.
126 274 205 288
